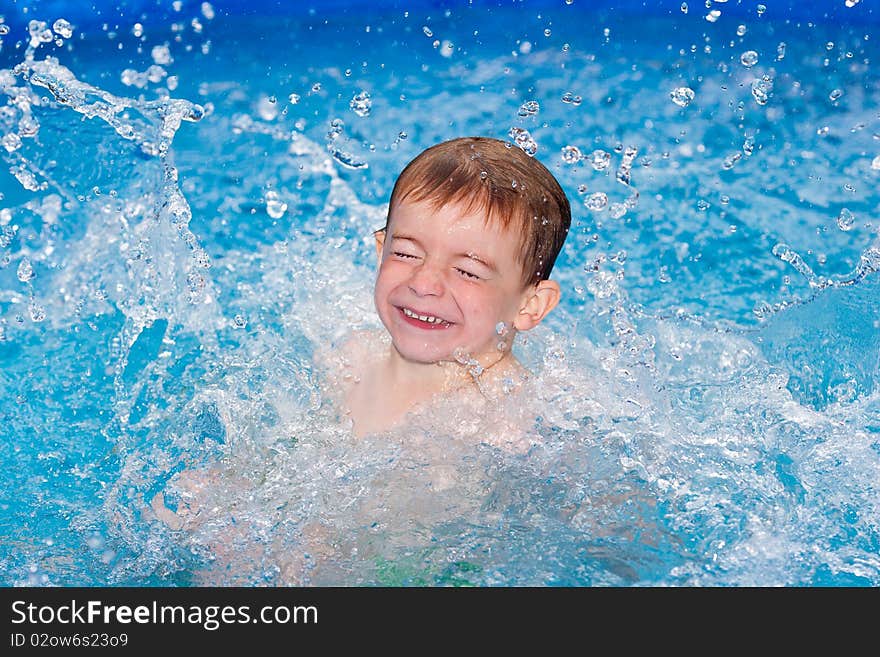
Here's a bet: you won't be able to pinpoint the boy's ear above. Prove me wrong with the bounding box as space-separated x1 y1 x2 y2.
513 280 561 331
374 228 386 262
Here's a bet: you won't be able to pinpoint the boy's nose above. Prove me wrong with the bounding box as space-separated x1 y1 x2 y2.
407 262 445 297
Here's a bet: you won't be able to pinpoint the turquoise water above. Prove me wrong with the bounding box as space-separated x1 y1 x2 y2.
1 0 879 586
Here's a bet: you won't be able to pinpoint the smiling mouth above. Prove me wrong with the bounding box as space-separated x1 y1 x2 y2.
398 306 453 328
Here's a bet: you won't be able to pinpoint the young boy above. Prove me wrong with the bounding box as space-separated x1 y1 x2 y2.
149 136 572 582
333 136 571 438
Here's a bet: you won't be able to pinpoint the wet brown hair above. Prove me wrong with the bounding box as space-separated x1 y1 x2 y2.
384 136 571 288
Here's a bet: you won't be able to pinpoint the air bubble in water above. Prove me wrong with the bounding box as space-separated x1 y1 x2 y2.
17 258 34 282
740 50 759 67
670 87 695 107
561 145 582 164
837 208 855 231
751 75 773 105
590 149 611 170
585 192 608 211
517 100 539 117
52 19 73 39
265 190 287 219
350 90 372 117
508 127 537 156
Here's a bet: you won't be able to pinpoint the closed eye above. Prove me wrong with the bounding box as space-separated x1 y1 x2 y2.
455 268 481 280
393 251 418 259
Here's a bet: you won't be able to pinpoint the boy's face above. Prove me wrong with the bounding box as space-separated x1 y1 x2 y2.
374 197 532 366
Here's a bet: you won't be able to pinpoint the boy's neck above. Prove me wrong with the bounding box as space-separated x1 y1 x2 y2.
385 343 517 396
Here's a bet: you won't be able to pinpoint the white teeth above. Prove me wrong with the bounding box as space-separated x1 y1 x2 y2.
403 307 446 324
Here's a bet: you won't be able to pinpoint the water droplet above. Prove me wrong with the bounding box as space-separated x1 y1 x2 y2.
349 90 372 117
495 321 509 336
2 133 22 153
186 271 205 300
608 202 626 219
422 26 433 37
561 145 582 164
479 171 488 180
837 208 855 231
52 19 73 39
736 24 747 37
201 2 216 20
829 88 844 102
740 50 759 67
722 152 742 169
17 258 34 282
670 86 695 107
508 127 537 156
288 93 300 105
705 9 721 22
151 44 173 65
776 42 786 60
845 0 861 6
29 302 46 322
585 192 608 211
697 199 710 211
751 75 773 105
680 3 688 14
265 190 287 219
233 314 247 328
517 100 540 117
589 149 611 171
757 4 767 16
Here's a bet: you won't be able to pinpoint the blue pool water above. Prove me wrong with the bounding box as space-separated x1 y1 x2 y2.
1 0 879 586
